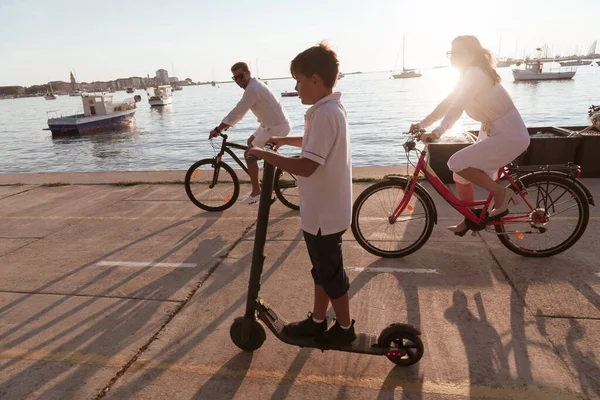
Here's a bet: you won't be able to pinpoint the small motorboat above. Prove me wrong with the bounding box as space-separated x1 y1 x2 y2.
512 61 576 81
45 93 141 135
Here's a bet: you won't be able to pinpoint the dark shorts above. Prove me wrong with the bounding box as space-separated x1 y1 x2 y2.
303 229 349 300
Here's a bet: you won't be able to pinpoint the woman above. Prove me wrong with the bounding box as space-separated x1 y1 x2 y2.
412 35 530 235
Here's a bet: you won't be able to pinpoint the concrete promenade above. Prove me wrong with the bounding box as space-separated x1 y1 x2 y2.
0 168 599 399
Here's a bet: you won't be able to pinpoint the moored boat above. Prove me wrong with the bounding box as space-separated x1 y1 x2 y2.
45 93 140 135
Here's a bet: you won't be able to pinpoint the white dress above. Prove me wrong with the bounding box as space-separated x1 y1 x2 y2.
418 67 530 183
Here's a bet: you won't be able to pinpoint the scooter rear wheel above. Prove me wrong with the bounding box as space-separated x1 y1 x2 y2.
230 316 266 351
378 328 424 366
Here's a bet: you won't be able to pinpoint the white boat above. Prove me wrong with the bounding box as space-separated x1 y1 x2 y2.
512 61 576 81
392 69 422 79
148 85 173 106
559 60 592 67
172 85 183 91
69 89 86 97
392 36 422 79
44 82 57 100
45 93 141 135
497 58 517 68
338 72 345 79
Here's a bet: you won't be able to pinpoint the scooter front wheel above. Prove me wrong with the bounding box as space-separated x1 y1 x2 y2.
378 326 424 366
230 316 266 351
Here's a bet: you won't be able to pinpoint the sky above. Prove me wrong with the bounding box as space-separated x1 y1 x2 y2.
1 0 598 86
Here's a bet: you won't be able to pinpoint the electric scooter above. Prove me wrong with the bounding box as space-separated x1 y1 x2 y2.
230 156 425 366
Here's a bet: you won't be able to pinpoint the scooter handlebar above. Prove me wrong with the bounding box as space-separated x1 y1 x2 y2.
247 143 276 164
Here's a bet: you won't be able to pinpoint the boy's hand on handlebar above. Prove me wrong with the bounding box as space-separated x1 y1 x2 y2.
208 130 220 139
409 123 421 132
267 137 284 151
420 133 438 143
246 146 264 161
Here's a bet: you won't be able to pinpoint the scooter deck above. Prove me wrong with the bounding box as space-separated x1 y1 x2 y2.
256 299 386 355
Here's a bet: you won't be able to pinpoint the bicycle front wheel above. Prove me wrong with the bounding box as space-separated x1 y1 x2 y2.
185 159 239 211
351 180 435 258
495 173 589 257
274 168 299 210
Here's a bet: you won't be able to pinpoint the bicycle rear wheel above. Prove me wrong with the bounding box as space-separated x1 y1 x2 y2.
185 159 239 211
274 168 299 210
352 180 435 258
495 173 589 257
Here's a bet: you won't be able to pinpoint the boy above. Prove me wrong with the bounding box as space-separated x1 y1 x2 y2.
247 42 355 344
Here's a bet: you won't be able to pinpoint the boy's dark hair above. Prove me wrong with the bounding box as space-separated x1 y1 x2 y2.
231 62 249 72
290 41 339 88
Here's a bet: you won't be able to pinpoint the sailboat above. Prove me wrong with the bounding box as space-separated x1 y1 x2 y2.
44 82 57 100
392 36 422 79
171 62 183 91
69 71 86 96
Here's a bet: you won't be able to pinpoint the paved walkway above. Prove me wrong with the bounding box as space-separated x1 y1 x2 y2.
0 170 598 399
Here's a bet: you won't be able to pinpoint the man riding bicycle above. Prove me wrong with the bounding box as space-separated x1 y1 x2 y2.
209 62 292 205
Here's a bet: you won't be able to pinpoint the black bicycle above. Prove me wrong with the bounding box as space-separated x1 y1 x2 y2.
185 133 300 212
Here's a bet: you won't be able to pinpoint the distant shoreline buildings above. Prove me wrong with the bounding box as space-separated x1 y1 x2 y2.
0 68 196 98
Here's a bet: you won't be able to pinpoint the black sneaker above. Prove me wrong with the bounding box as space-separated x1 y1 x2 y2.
316 319 357 345
282 312 327 338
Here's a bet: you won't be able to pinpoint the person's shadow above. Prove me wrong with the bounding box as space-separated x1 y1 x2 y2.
191 352 254 400
563 319 600 398
444 290 510 390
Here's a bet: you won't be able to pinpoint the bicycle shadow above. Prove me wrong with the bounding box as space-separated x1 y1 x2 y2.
483 228 600 397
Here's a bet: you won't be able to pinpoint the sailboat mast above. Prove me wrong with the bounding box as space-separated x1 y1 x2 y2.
402 35 406 71
498 36 502 58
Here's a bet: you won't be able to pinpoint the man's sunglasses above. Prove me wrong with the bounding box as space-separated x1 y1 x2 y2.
232 72 247 81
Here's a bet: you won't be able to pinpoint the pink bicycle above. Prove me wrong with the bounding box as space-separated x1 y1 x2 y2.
351 129 594 258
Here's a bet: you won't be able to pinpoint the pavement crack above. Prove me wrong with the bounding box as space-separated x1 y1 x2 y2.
120 184 155 201
536 314 600 321
94 219 257 399
0 237 43 258
0 290 183 303
0 186 38 200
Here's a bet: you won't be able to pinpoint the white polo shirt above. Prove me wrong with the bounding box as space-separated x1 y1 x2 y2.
298 92 352 236
222 78 291 130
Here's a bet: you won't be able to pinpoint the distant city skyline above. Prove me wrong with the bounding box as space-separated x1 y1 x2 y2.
1 0 598 86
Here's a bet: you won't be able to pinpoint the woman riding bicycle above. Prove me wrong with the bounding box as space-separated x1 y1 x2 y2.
411 35 530 235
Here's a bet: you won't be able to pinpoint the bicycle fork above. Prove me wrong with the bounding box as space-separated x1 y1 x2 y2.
210 157 222 188
390 177 418 223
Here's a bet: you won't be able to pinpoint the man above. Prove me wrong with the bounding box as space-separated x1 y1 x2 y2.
209 62 292 204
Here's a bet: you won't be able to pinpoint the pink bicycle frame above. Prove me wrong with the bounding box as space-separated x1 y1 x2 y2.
391 150 538 226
